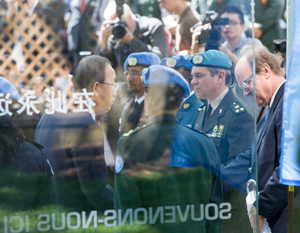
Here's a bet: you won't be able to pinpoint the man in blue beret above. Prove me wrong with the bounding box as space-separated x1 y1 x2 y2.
190 50 253 233
160 55 203 128
115 65 222 233
119 52 161 136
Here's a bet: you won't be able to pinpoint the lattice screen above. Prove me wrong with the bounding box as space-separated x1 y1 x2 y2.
0 2 72 93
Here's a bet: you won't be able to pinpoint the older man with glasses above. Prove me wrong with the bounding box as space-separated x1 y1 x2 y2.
119 52 160 136
222 47 294 233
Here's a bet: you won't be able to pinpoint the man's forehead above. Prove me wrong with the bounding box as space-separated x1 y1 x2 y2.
192 66 209 74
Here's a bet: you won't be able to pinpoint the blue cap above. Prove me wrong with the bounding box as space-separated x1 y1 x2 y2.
124 52 161 71
0 76 20 100
160 55 192 71
142 65 190 98
189 50 232 70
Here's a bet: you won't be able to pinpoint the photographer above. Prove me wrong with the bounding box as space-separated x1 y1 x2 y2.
191 6 263 65
96 1 171 78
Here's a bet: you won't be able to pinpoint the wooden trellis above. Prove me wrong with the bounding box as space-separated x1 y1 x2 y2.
0 2 72 93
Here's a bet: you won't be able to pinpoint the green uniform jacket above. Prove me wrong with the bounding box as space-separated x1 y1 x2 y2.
114 114 223 233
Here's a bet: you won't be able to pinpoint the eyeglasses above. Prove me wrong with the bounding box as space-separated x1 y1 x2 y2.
222 20 242 26
124 71 142 78
100 82 117 88
241 74 253 90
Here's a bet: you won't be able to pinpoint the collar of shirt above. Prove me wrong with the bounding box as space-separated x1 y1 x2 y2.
223 35 245 53
134 95 145 105
184 90 194 102
28 0 39 16
209 87 229 114
270 81 285 108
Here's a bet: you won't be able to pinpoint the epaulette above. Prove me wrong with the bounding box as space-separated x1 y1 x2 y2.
229 100 247 115
122 125 147 137
25 137 44 150
181 123 212 140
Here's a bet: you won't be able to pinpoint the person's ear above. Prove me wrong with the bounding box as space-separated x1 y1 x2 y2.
92 82 101 96
262 63 271 79
218 70 226 83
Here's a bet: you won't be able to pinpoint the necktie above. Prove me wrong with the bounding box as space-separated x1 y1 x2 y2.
80 0 86 13
203 104 212 127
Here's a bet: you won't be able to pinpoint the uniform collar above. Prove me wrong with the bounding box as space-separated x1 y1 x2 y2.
209 87 229 114
270 81 285 108
134 95 145 104
147 114 177 125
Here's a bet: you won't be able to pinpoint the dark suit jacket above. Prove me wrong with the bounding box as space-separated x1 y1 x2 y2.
177 92 203 128
119 98 148 136
222 83 299 233
194 88 253 167
115 114 222 233
34 112 113 212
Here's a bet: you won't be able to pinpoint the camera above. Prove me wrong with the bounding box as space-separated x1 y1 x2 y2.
190 11 229 51
112 0 127 40
111 20 128 40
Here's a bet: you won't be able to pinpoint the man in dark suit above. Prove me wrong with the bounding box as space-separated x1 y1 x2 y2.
119 52 160 136
222 48 292 233
115 65 222 233
190 50 253 233
34 55 116 212
160 55 204 128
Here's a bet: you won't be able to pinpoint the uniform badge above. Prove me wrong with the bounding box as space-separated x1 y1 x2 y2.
218 125 224 133
261 0 267 5
213 125 218 133
241 108 244 111
233 102 236 105
235 105 240 109
219 109 222 114
198 108 202 111
193 55 203 64
236 109 240 113
166 58 177 68
115 155 124 173
128 57 137 66
183 103 190 109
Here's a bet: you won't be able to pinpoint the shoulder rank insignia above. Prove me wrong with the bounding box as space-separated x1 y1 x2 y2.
128 57 137 66
123 130 133 137
230 101 247 115
198 108 203 111
166 58 177 68
183 103 190 109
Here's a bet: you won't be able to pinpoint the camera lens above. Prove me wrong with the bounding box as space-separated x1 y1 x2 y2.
113 24 126 40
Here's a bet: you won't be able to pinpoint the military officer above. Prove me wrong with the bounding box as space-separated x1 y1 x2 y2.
115 65 222 233
190 50 253 233
119 52 161 136
160 55 204 128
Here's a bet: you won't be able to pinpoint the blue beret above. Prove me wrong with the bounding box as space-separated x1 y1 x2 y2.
124 52 161 71
0 76 20 100
189 50 232 70
160 55 192 71
142 65 190 98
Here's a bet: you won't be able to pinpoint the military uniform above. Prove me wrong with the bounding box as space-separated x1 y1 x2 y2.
115 65 222 233
190 51 253 233
115 114 222 233
160 55 204 128
119 98 148 136
194 89 253 166
177 92 203 128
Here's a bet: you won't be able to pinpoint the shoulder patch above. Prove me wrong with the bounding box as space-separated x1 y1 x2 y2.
115 155 124 173
229 100 247 115
122 125 147 137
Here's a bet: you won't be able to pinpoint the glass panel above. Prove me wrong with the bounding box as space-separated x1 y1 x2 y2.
0 0 291 233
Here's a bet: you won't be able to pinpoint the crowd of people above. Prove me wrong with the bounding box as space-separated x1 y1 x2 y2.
1 1 297 233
